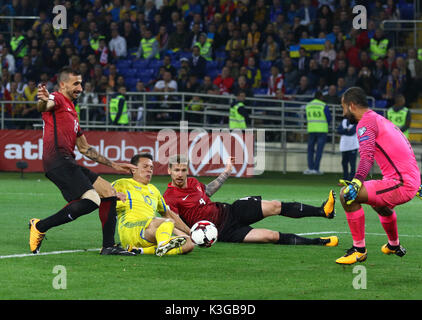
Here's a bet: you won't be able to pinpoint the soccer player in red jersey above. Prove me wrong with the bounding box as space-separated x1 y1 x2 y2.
28 67 136 255
163 155 339 246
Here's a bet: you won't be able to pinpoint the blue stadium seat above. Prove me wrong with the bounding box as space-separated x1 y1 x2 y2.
179 52 192 60
206 60 219 70
259 60 272 71
208 68 220 80
148 59 162 70
399 4 414 20
116 59 132 69
253 88 267 95
375 99 388 109
132 59 149 69
122 68 139 78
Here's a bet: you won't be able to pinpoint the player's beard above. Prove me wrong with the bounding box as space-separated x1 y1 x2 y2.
345 111 358 124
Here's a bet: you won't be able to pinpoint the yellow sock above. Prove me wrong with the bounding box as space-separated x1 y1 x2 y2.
164 246 184 255
155 221 174 245
140 246 157 254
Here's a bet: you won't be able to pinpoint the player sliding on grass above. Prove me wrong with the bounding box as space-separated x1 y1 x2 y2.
29 67 136 256
336 87 421 265
112 153 194 256
163 155 338 246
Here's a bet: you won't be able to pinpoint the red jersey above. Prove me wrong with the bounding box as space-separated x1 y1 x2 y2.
42 91 83 171
163 177 227 230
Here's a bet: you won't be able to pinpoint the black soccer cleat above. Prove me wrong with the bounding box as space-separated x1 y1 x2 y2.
100 245 135 256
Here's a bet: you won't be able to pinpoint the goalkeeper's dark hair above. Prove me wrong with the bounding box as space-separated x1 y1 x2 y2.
58 66 81 83
342 87 369 109
130 153 154 166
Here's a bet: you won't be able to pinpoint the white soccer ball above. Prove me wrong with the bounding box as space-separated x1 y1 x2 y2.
190 220 218 247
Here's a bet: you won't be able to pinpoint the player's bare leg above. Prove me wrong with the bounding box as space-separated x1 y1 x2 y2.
242 228 338 246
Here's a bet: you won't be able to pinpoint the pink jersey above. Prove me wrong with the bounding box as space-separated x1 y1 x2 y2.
355 110 420 186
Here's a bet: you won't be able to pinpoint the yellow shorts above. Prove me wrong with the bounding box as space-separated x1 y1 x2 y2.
118 217 156 249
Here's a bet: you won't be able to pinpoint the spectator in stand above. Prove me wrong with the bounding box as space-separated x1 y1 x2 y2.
156 25 169 57
213 66 234 96
319 39 336 66
246 56 262 90
21 79 39 128
369 28 390 61
78 81 102 123
283 57 299 93
189 45 207 78
153 70 178 121
344 38 360 69
247 21 261 50
267 65 284 97
297 47 310 77
344 65 358 88
134 81 149 126
195 33 213 62
122 20 139 51
323 85 341 105
261 34 279 62
332 59 348 85
337 77 347 96
295 76 314 96
233 75 253 98
384 48 396 73
307 59 321 88
372 57 387 85
381 67 407 106
298 0 317 29
162 54 177 78
406 48 422 102
167 21 186 53
8 81 26 127
184 22 202 51
109 29 127 60
356 66 375 96
1 47 16 75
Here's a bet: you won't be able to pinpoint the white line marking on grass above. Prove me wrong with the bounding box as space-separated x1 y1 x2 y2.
0 248 100 259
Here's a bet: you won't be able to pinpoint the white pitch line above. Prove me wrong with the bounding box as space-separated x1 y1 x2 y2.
0 248 100 259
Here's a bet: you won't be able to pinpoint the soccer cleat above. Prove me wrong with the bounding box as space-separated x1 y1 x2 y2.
28 218 46 254
155 236 187 257
336 247 367 265
381 243 407 257
320 236 338 247
100 245 135 256
321 190 336 219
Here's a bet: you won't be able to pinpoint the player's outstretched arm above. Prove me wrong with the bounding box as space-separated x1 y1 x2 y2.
76 135 136 174
205 156 234 197
36 84 55 112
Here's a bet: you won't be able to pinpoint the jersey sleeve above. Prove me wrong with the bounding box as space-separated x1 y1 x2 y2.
355 116 379 182
154 187 168 215
163 190 179 214
112 180 126 210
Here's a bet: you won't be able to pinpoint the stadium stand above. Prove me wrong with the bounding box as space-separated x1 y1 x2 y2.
0 0 421 134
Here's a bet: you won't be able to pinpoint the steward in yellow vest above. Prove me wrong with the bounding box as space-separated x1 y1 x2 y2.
229 91 248 129
10 32 28 58
387 94 411 138
369 29 389 61
137 29 160 59
110 87 129 125
194 33 212 61
305 97 329 133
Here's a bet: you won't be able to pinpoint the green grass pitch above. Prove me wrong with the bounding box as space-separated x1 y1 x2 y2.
1 171 422 300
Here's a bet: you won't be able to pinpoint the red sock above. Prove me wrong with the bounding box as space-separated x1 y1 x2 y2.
378 211 399 246
346 207 366 248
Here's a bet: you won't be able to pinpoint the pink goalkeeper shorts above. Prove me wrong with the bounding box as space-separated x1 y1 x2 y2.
364 177 420 209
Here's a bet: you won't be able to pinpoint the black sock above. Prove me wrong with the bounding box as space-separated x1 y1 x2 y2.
280 202 324 218
276 232 322 245
36 199 99 233
99 197 117 248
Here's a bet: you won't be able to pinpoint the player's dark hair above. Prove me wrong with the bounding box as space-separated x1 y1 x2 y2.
130 153 154 166
58 67 81 83
342 87 369 108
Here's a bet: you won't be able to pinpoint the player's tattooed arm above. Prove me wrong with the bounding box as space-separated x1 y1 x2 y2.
76 135 136 174
205 157 234 197
205 171 230 197
76 134 113 167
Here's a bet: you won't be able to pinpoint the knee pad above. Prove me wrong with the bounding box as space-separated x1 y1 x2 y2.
81 189 101 207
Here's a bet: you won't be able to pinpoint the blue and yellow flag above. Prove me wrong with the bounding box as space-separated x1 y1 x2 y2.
299 38 326 51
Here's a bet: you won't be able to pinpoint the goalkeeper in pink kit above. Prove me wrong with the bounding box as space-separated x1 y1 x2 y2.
336 87 421 264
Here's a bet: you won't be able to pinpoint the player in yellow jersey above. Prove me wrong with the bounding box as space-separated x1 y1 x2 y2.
112 153 194 256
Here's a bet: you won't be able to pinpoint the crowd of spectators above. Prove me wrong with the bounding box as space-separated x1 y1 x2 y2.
0 0 419 128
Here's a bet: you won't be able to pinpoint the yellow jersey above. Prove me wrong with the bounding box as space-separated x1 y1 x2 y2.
112 178 167 225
